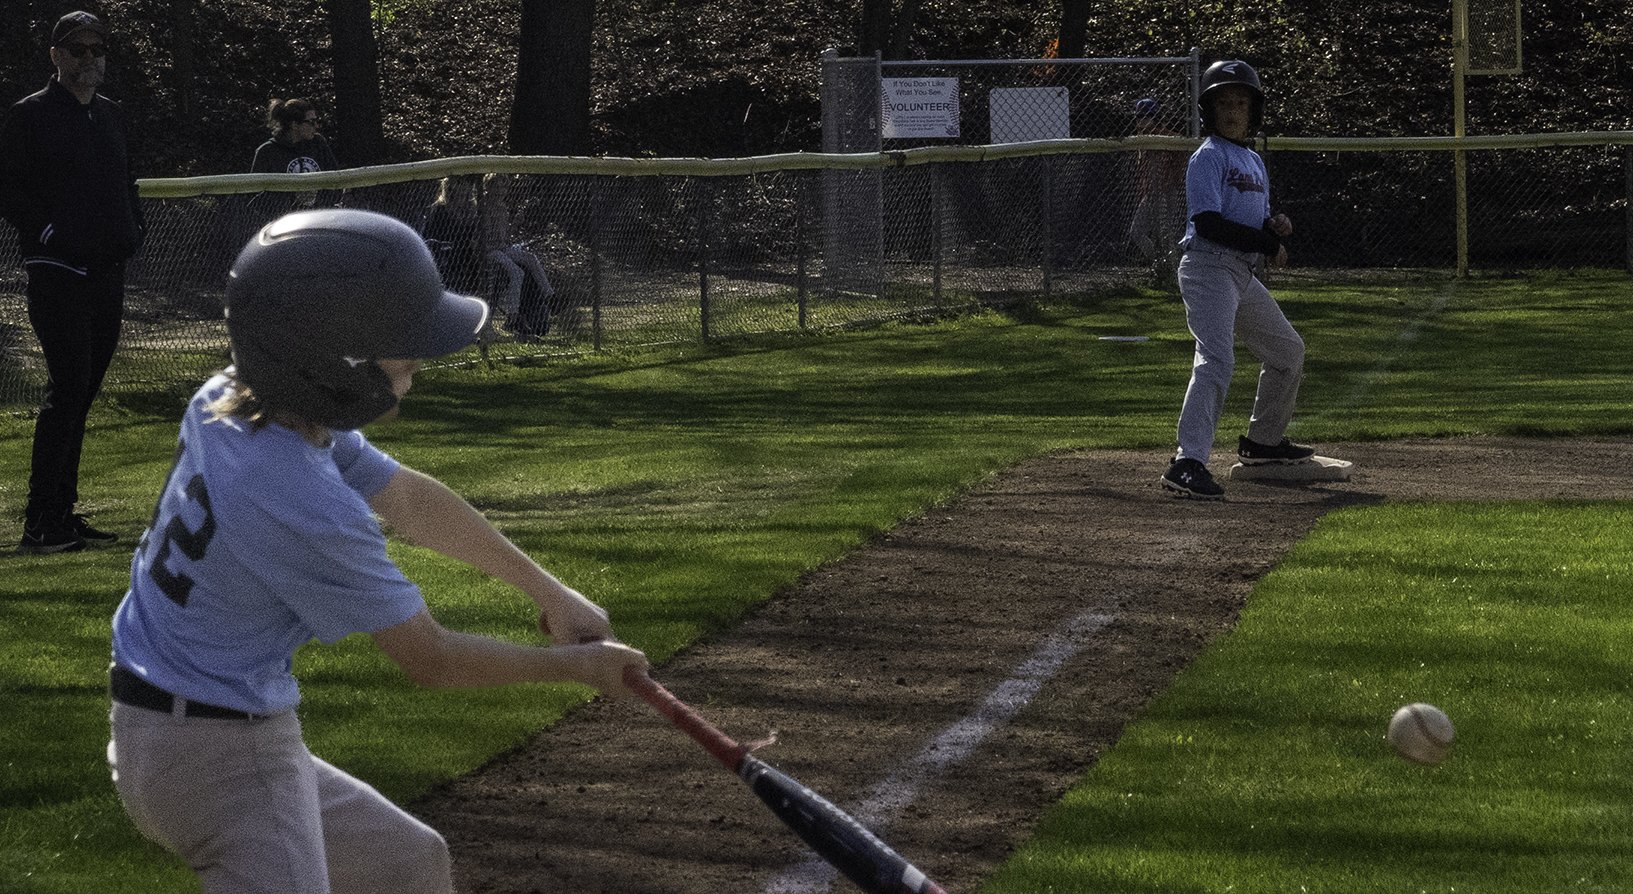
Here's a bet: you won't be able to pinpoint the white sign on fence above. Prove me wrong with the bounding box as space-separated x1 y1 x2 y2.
989 87 1070 143
881 77 961 139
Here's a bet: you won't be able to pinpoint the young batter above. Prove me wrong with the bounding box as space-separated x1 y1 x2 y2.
107 209 647 893
1161 60 1317 500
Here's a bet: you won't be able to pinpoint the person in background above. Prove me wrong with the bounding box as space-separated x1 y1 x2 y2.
421 176 487 296
1126 96 1187 278
251 98 340 174
422 174 558 340
0 10 145 553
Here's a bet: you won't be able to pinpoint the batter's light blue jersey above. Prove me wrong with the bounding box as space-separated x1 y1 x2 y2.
112 375 425 714
1179 136 1271 250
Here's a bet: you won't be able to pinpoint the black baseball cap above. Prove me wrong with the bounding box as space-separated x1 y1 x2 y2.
52 11 109 47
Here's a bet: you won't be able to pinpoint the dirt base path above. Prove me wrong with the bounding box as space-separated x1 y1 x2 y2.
415 437 1632 894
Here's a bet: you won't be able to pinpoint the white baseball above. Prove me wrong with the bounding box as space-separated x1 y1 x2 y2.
1387 703 1455 766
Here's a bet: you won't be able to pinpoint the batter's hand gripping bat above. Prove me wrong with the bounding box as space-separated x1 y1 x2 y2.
623 666 948 894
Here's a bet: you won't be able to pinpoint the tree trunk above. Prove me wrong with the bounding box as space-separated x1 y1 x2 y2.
1058 0 1091 59
168 0 196 117
324 0 385 165
859 0 889 58
888 0 922 60
509 0 594 156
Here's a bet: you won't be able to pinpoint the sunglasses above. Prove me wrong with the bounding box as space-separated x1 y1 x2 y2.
62 42 107 58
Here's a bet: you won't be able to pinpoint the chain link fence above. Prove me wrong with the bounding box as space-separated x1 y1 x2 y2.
1267 137 1633 269
1 133 1630 410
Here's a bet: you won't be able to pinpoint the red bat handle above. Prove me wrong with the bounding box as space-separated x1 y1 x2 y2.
623 665 749 772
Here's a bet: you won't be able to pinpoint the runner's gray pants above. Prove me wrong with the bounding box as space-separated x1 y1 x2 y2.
1174 242 1305 464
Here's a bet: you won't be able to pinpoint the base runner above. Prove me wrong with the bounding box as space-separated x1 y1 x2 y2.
107 209 647 893
1161 59 1331 500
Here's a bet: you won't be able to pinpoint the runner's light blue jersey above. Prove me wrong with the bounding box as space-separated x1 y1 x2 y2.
112 375 425 714
1179 136 1272 249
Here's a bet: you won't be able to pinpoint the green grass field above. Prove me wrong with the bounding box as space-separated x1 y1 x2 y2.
2 269 1631 892
980 502 1633 893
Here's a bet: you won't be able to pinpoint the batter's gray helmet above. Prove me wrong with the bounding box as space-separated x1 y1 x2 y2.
225 209 489 429
1198 59 1264 134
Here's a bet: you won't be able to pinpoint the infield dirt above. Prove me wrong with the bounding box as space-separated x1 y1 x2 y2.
416 436 1632 893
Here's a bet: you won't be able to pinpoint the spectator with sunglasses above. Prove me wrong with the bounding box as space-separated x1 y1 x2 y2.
0 10 146 554
251 98 340 174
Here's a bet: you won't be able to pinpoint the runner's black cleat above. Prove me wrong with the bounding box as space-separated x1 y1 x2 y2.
1161 458 1225 500
1237 436 1316 465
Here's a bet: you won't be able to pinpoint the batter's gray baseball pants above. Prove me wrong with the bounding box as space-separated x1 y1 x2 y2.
109 702 453 894
1174 240 1305 464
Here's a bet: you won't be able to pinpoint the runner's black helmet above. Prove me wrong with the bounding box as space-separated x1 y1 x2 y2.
1198 59 1264 134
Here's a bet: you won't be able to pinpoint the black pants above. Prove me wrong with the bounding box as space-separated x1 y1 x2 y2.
24 261 125 519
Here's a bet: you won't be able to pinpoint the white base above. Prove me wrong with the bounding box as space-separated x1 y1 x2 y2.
1227 455 1353 482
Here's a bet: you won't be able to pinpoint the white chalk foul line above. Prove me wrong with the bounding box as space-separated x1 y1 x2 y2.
759 609 1116 894
1328 282 1457 420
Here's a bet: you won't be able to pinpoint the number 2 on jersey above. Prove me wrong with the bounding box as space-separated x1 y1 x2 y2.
145 438 218 607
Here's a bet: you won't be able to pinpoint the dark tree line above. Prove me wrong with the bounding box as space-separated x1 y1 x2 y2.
311 0 598 162
1 1 1626 175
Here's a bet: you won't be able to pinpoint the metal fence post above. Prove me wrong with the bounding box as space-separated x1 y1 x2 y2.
932 162 943 307
1041 155 1054 299
1626 147 1632 275
796 174 809 328
820 49 885 304
1188 47 1202 138
590 203 603 351
698 179 711 340
1452 0 1471 277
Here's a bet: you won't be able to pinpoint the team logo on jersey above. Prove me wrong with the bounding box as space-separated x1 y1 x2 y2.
285 157 322 174
1224 166 1266 194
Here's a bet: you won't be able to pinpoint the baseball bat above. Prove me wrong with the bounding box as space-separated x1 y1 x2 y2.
623 666 948 894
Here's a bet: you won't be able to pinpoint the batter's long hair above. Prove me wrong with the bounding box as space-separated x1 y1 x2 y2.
206 369 331 446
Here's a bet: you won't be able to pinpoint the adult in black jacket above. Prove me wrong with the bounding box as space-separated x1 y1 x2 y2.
0 11 145 554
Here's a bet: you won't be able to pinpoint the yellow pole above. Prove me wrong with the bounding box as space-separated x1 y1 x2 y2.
1452 0 1470 277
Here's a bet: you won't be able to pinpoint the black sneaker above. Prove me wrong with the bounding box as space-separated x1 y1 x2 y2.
19 515 86 555
1161 458 1225 500
1237 436 1316 465
67 513 120 547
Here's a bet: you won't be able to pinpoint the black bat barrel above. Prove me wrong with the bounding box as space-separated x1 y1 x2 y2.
739 756 945 894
